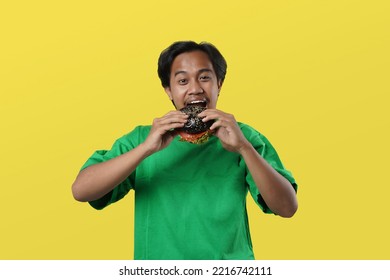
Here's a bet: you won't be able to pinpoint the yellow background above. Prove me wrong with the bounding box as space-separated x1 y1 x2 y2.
1 0 389 259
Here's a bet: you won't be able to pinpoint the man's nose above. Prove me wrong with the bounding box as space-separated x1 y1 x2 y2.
188 80 204 94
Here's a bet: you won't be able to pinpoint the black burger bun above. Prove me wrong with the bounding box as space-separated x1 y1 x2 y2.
179 105 213 134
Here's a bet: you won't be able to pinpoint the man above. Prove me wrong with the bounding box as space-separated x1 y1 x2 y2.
72 41 298 260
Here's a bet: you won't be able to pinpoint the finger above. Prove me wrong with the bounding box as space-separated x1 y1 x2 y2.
209 116 230 130
197 109 221 118
158 111 190 129
160 116 188 126
209 119 224 131
209 116 238 131
199 112 225 123
162 111 188 120
154 121 188 135
154 114 188 126
167 110 188 117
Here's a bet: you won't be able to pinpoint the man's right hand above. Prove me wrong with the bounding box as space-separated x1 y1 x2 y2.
142 110 188 155
72 110 187 202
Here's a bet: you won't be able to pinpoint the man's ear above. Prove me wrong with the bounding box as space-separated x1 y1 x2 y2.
217 80 223 94
164 87 173 100
164 87 177 108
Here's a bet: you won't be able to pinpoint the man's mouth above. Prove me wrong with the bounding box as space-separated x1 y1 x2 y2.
185 99 208 107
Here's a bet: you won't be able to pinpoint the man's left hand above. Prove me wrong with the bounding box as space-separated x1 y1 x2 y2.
198 109 250 153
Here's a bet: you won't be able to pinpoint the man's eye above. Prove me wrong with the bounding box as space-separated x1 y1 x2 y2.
178 79 187 85
200 76 211 81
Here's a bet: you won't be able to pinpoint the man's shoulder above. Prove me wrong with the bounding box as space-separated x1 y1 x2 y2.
132 125 152 134
238 122 260 135
237 122 268 144
116 125 151 145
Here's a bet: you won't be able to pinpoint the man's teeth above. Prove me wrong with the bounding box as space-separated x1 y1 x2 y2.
189 100 206 105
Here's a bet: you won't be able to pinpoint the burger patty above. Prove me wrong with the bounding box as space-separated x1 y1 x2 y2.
179 105 213 134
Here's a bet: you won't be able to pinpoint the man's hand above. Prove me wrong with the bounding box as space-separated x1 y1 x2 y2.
72 110 187 202
142 110 188 155
199 108 297 217
198 109 250 153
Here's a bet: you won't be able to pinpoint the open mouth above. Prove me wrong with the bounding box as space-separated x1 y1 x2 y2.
186 100 207 107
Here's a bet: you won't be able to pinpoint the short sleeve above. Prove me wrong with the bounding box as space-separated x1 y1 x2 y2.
240 123 298 214
80 128 144 210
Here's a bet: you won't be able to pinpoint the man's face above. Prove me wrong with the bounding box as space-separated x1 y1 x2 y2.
164 50 222 110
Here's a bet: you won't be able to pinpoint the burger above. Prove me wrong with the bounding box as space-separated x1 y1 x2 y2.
178 105 213 144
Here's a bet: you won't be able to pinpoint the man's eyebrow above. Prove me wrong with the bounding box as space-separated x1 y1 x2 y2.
198 68 213 74
174 70 187 77
174 69 213 77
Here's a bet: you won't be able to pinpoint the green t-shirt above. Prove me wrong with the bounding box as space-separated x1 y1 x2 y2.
81 122 297 260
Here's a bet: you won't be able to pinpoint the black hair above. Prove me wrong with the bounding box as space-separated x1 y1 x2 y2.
157 41 227 88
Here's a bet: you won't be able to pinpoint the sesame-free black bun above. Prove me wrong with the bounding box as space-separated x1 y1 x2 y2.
179 105 213 134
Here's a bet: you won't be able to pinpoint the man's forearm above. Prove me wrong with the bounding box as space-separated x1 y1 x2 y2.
239 144 298 217
71 143 151 202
